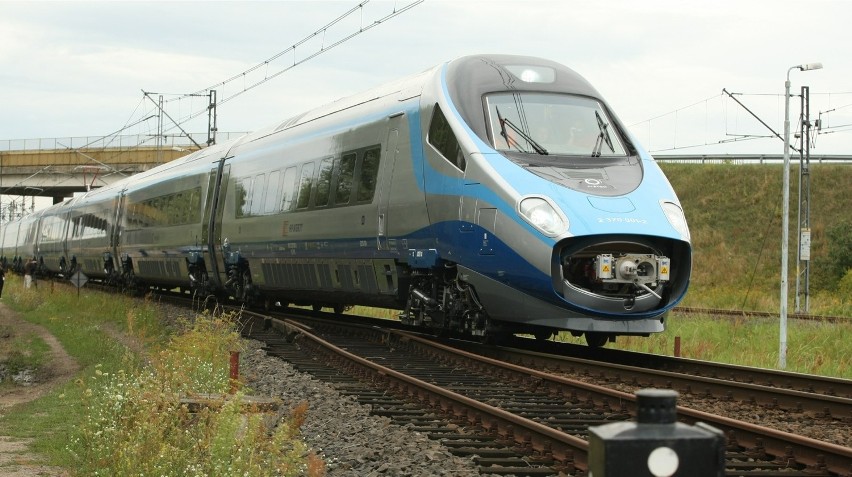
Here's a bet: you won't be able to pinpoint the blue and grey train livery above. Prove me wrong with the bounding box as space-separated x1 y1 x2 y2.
0 54 690 346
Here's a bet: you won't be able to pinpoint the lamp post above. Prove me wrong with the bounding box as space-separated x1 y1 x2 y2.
780 62 822 369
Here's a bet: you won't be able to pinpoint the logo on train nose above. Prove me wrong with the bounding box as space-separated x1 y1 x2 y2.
582 178 609 189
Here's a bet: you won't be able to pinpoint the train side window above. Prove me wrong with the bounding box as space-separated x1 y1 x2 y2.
357 147 381 202
168 194 179 225
335 153 356 205
250 173 266 216
192 187 202 222
264 170 281 214
280 166 298 212
295 162 315 209
235 177 253 218
428 105 466 171
153 198 164 226
314 158 334 207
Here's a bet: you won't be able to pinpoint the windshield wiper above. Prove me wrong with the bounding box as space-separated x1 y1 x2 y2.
592 110 614 157
496 107 548 155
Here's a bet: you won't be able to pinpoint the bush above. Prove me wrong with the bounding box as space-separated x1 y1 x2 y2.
813 220 852 290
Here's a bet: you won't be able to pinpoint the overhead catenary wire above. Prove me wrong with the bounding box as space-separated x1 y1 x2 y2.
630 88 852 154
170 0 423 109
49 0 425 180
138 0 424 145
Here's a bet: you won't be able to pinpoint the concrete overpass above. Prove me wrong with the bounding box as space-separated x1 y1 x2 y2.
0 145 197 201
0 133 246 207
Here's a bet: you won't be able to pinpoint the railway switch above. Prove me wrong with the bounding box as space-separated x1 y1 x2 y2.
588 388 725 477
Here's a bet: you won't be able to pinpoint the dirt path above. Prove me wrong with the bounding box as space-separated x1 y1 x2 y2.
0 303 78 477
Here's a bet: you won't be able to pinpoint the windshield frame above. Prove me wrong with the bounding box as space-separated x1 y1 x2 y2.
485 92 629 158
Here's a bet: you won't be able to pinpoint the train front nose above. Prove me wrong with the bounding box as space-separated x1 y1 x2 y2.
556 235 690 315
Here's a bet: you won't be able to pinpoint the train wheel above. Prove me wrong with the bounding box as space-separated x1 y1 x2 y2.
333 304 346 315
534 330 553 341
585 332 609 348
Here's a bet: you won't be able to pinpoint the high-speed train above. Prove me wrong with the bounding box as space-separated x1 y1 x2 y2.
0 54 691 346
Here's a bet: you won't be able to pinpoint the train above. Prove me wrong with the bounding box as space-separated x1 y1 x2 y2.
0 54 691 346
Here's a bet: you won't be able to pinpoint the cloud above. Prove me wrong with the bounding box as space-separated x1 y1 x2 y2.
1 0 850 154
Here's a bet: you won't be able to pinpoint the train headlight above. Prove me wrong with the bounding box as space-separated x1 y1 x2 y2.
519 196 567 237
661 201 690 241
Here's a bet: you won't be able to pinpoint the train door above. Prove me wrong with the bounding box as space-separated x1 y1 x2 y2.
203 161 230 287
376 114 401 250
110 192 126 275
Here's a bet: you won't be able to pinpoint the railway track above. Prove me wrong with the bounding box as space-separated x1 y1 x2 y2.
460 337 852 420
237 311 852 477
674 306 850 323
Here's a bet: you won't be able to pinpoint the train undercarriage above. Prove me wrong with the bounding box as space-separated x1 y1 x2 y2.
399 262 492 337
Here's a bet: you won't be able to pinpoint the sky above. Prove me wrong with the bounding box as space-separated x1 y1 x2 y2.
1 0 851 157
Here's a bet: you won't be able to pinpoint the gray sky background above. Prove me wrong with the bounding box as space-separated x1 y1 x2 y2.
2 0 850 156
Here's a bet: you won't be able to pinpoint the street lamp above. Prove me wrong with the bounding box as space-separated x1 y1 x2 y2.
780 62 822 369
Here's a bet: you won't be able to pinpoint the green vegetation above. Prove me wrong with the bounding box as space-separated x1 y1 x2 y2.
554 313 850 378
0 278 322 476
68 314 312 476
660 163 851 316
1 276 169 465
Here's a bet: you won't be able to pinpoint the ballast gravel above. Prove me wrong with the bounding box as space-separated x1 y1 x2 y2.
241 340 487 477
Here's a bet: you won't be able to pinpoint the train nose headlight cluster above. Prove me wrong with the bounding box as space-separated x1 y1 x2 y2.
519 196 568 237
661 201 690 241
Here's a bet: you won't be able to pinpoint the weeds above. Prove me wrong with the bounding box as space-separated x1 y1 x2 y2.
68 311 322 476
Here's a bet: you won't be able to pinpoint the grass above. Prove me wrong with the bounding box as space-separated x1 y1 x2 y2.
1 276 168 464
660 163 852 316
67 314 314 476
0 277 323 476
0 325 50 384
553 312 851 378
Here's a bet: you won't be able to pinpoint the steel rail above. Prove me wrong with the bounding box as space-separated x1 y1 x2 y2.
674 306 850 323
465 342 851 417
397 330 852 476
267 317 591 473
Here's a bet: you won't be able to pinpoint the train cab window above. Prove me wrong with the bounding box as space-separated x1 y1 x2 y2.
264 170 281 214
314 158 334 207
485 92 628 157
357 147 381 202
280 166 298 212
428 105 466 171
295 162 315 209
334 153 356 205
250 173 266 216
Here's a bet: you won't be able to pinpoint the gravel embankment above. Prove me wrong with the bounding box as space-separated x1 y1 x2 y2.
239 335 849 475
241 340 488 477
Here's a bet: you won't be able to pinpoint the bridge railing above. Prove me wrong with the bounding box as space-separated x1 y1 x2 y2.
653 154 852 164
0 132 249 152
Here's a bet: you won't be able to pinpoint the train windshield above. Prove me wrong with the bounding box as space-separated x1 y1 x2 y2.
485 92 628 157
